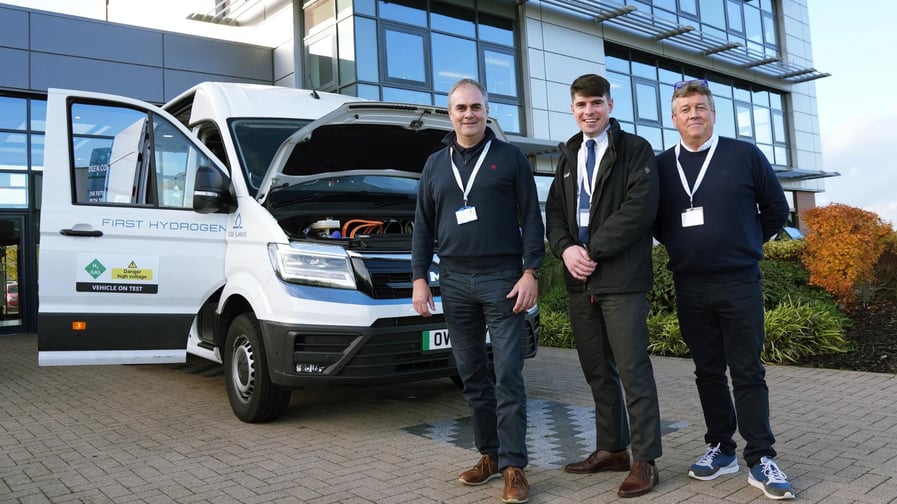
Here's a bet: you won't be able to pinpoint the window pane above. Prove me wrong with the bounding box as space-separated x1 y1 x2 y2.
338 18 355 85
0 96 26 130
607 72 634 123
70 103 147 204
382 87 431 105
757 143 774 164
772 111 785 143
762 13 777 47
385 29 426 83
0 172 28 208
431 1 475 37
736 102 753 138
658 67 681 86
631 59 656 80
714 96 736 139
484 49 516 97
753 106 771 144
30 99 47 132
774 146 787 165
0 133 27 170
726 0 743 33
488 102 520 135
305 0 334 37
752 89 769 108
699 0 725 29
31 134 44 171
660 83 675 128
636 125 663 151
680 0 698 17
308 34 336 89
152 115 214 209
635 81 659 123
744 5 762 44
663 128 679 150
432 34 477 93
355 0 375 16
769 93 782 111
355 17 379 82
606 55 629 74
357 84 380 100
478 12 514 47
378 0 426 25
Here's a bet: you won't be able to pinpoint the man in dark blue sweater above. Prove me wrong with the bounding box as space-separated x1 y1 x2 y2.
411 78 544 504
654 79 794 500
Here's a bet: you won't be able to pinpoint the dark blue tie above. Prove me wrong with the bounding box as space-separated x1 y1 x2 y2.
579 139 596 244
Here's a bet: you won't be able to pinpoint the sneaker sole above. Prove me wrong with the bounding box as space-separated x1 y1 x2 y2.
458 472 501 486
688 462 740 481
501 496 528 504
748 474 795 500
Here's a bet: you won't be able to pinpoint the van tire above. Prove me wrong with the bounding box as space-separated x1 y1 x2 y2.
224 313 291 423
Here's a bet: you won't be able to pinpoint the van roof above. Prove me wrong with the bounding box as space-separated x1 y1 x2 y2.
168 82 362 120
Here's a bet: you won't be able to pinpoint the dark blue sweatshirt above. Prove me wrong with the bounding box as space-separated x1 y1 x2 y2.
654 136 789 280
412 128 545 280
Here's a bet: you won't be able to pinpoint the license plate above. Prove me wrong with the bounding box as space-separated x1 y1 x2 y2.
421 328 491 351
422 328 451 351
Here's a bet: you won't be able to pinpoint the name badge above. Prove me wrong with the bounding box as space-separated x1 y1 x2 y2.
681 206 704 227
579 210 590 227
456 205 478 225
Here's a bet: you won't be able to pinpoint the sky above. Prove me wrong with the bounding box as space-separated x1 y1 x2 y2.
3 1 894 225
808 3 897 227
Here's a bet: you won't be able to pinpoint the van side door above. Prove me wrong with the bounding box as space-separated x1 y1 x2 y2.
39 89 231 366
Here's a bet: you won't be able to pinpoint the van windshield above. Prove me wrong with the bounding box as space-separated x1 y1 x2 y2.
229 119 311 196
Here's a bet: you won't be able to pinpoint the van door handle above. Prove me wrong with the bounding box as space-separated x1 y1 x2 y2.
60 224 103 237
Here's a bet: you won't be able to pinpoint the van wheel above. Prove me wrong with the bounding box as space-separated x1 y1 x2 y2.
224 313 291 423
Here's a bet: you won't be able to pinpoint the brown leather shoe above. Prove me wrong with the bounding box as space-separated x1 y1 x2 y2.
617 461 659 498
458 454 500 486
501 466 529 504
563 449 631 474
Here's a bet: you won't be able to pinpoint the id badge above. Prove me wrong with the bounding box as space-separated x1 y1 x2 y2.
579 210 590 227
456 205 478 225
681 206 704 227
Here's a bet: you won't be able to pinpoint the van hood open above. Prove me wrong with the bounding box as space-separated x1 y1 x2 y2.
255 101 506 202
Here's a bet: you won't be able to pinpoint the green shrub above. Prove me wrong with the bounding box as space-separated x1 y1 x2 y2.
648 245 676 314
760 258 834 310
763 238 806 262
538 308 574 349
646 311 688 357
762 299 852 364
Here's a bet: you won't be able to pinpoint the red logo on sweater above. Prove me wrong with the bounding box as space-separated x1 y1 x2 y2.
490 164 497 170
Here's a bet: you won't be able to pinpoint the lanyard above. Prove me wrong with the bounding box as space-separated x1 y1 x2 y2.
579 132 608 200
674 134 718 208
450 140 492 206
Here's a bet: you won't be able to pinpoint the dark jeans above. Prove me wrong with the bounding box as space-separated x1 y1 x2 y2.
440 269 528 470
568 291 662 461
674 277 776 467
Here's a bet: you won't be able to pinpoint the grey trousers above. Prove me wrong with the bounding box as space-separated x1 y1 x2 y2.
568 290 662 461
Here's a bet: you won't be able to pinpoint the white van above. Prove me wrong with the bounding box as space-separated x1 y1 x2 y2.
38 82 539 422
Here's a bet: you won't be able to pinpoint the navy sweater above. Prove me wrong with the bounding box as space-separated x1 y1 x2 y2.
412 129 545 280
654 136 789 280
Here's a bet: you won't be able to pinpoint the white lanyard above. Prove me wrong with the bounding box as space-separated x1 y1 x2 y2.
674 134 718 208
450 140 492 206
579 133 607 200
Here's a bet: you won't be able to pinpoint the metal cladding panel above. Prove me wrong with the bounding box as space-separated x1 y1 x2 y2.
0 48 29 90
30 12 163 66
0 6 28 49
163 34 273 81
31 53 164 103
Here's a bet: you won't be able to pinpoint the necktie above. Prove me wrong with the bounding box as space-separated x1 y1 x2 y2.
579 139 596 244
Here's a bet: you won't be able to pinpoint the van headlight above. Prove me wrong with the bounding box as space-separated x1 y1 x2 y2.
267 243 356 289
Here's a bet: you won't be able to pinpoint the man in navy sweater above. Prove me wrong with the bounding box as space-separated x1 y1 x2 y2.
411 78 544 504
654 79 794 500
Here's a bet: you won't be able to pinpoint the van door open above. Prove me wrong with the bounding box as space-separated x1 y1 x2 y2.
39 89 231 366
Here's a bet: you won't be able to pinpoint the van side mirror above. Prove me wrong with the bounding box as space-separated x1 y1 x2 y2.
193 165 236 214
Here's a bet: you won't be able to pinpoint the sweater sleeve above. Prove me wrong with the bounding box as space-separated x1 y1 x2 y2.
514 148 546 271
411 154 439 281
751 146 790 242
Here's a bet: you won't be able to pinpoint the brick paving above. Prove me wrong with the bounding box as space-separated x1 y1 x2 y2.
1 332 896 503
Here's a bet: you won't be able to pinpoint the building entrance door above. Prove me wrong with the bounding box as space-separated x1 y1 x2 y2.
1 215 24 333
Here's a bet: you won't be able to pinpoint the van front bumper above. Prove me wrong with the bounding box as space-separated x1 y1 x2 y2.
259 309 539 388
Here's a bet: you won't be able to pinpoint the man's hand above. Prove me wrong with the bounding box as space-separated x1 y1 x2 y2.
412 278 436 317
562 245 597 281
508 270 538 313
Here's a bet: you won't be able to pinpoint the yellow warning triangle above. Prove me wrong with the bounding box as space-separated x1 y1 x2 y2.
128 261 137 268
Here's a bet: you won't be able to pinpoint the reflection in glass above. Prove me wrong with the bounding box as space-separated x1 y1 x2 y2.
31 134 44 171
385 29 426 83
432 34 477 93
636 125 663 152
606 72 634 123
30 100 47 132
383 87 431 105
714 97 736 139
308 35 336 89
487 102 520 135
338 19 355 85
304 0 334 37
753 106 771 144
0 173 27 208
736 103 753 138
355 17 379 82
431 1 475 37
478 12 514 47
0 96 26 130
635 81 659 122
0 133 27 170
379 0 426 25
484 49 516 97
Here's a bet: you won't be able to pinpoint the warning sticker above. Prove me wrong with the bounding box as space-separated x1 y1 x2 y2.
77 254 159 294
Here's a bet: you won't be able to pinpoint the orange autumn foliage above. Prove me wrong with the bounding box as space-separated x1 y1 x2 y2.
801 203 893 303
